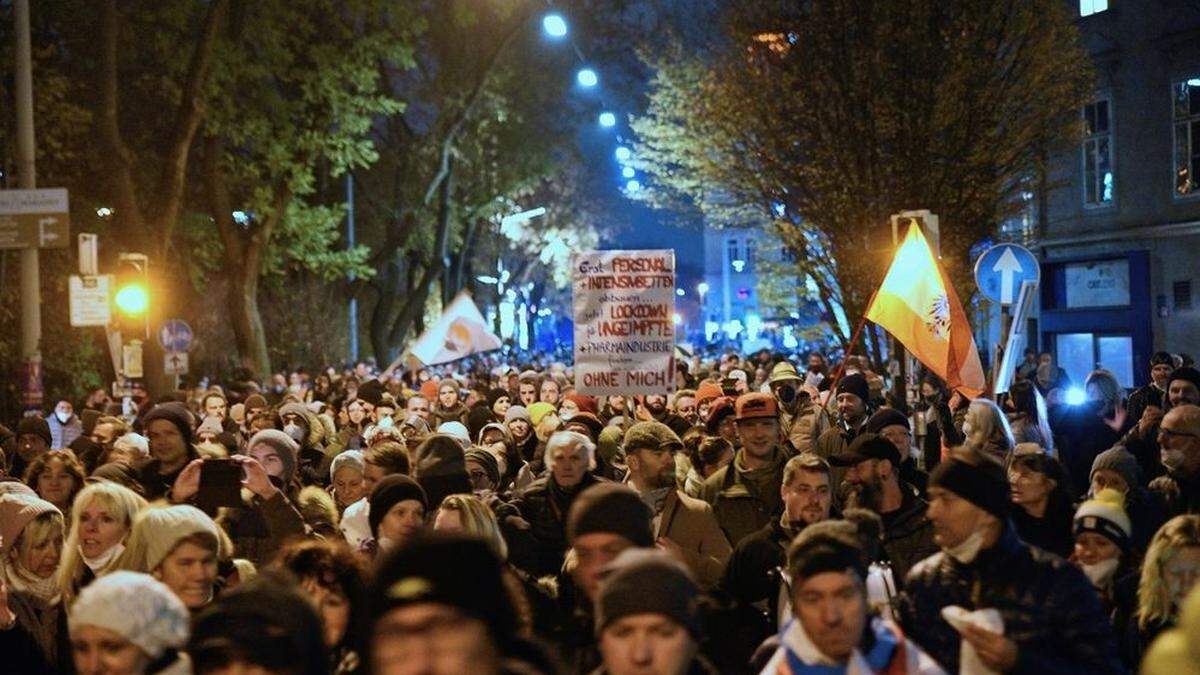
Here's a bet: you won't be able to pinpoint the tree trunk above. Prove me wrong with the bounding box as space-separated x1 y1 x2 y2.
436 157 455 305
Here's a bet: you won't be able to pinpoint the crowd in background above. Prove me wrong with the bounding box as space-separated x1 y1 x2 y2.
2 344 1200 674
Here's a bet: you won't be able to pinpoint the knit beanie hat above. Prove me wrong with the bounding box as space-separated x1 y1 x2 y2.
695 381 723 409
142 403 194 448
368 475 428 537
597 426 625 463
17 415 52 447
866 408 910 434
624 421 683 453
246 429 299 486
0 493 60 558
1090 445 1142 489
357 379 386 407
329 450 365 483
464 449 501 487
127 504 223 572
786 524 868 583
196 415 224 437
368 533 516 647
413 434 472 509
567 483 653 547
1168 367 1200 396
595 549 702 638
1074 488 1132 550
278 402 313 433
504 405 532 424
528 402 556 427
437 378 459 395
837 373 870 405
465 405 494 443
929 454 1010 520
487 388 511 409
564 393 599 416
565 412 604 441
436 421 471 447
243 394 269 412
419 379 439 401
70 571 189 660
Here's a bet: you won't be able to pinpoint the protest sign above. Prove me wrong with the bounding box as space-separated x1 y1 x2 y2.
573 249 675 396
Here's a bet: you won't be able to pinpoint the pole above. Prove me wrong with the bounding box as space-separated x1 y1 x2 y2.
826 290 879 398
346 173 358 364
15 0 43 411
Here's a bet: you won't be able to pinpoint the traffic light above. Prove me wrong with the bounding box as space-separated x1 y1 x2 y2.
113 253 149 337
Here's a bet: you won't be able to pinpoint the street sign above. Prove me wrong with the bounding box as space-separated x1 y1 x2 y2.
0 188 69 249
158 319 194 353
974 243 1040 305
122 340 144 378
69 275 112 327
164 351 189 376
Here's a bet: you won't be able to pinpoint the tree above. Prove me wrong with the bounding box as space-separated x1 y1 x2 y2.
631 0 1093 350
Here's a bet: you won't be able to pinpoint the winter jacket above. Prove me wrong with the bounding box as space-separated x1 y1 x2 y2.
897 525 1123 674
48 414 82 450
720 515 794 632
758 615 945 675
878 483 939 586
698 447 788 548
779 401 824 455
508 472 606 576
812 418 868 492
1010 501 1074 558
1125 383 1165 428
431 403 468 429
1053 401 1125 499
218 490 309 565
655 489 732 588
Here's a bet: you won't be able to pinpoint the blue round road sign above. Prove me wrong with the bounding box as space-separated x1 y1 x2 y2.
974 244 1039 305
158 319 194 353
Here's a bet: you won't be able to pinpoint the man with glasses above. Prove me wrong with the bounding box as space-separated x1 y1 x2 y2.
1158 404 1200 516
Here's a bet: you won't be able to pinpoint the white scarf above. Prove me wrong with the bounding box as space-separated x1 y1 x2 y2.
4 560 61 606
81 543 125 573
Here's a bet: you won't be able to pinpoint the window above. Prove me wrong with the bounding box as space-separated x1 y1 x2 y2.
1082 99 1114 205
1056 332 1134 389
726 237 739 263
1175 78 1200 196
1175 280 1193 310
744 239 755 270
1079 0 1108 16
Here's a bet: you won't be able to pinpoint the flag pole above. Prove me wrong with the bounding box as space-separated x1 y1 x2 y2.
826 289 879 398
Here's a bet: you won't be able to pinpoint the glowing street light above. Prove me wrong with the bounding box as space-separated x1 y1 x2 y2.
542 14 568 38
598 111 616 127
576 68 598 88
625 180 642 192
622 166 635 178
697 281 710 301
614 146 632 162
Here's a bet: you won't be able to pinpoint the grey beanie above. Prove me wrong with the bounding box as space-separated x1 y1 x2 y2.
1090 445 1142 489
246 429 299 485
504 405 532 424
595 549 702 638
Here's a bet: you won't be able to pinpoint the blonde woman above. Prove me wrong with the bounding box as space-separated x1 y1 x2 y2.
960 398 1016 463
1133 515 1200 663
433 493 508 561
0 493 69 670
57 481 148 605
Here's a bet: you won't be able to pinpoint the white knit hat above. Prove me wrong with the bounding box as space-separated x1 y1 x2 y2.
128 504 223 572
1074 488 1132 549
437 421 471 446
330 449 365 483
70 571 189 659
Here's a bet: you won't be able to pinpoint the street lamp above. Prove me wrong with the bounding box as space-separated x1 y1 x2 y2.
614 146 632 162
697 281 709 302
598 111 616 127
542 14 568 38
576 68 598 88
625 180 641 192
622 166 635 178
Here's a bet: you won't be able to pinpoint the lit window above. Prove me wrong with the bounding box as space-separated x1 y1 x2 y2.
1079 0 1108 17
1082 99 1114 206
1173 77 1200 196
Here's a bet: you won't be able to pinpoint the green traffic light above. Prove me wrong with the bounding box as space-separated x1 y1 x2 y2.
115 284 149 315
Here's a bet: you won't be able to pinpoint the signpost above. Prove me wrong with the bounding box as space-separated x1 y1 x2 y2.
68 275 112 327
573 249 676 396
974 243 1040 306
158 319 194 353
0 188 69 249
164 351 189 376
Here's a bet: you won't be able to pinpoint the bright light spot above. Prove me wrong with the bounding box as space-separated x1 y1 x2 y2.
614 146 632 162
746 314 762 340
96 207 114 218
115 284 149 316
1189 78 1200 87
232 210 249 224
598 112 616 127
625 180 641 192
542 14 568 38
477 275 499 284
576 68 598 88
723 319 744 339
1065 387 1087 405
672 313 682 325
731 259 745 272
622 167 635 178
675 288 685 297
538 308 553 317
705 321 720 341
772 202 785 217
697 282 709 296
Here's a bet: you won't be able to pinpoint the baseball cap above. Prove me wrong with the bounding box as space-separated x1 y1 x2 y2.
829 433 901 468
734 392 777 421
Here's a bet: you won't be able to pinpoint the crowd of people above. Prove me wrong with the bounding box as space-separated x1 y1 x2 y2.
2 345 1200 674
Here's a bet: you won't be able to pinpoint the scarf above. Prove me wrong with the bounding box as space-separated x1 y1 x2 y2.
642 487 672 515
81 543 125 573
5 560 61 606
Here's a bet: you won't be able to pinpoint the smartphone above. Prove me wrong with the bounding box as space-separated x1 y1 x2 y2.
198 459 243 510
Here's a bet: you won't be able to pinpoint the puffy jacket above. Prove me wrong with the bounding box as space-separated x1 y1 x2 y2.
897 525 1123 674
507 472 606 576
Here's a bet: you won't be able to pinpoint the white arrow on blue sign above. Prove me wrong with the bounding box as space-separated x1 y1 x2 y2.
974 243 1040 305
158 319 194 353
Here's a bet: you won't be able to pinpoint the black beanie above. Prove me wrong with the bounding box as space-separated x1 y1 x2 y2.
466 405 494 443
486 388 510 409
837 373 870 405
357 380 385 407
368 475 428 537
464 449 500 487
930 455 1010 520
141 403 194 448
866 408 910 434
786 527 868 583
1168 367 1200 396
17 416 52 447
568 483 653 547
413 434 472 510
595 549 702 638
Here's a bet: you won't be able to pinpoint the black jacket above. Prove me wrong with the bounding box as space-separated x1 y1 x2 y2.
720 516 791 613
879 482 939 585
898 525 1123 675
1010 501 1075 559
508 472 606 576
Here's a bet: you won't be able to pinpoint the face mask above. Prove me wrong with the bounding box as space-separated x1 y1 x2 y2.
1080 558 1120 587
777 386 796 403
56 411 71 424
284 423 305 442
82 543 125 573
944 528 988 564
377 536 397 553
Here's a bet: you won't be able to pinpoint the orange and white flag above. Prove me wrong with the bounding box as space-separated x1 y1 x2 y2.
409 292 502 365
865 223 986 397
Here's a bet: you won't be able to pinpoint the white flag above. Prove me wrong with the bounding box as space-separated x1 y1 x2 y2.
409 292 502 365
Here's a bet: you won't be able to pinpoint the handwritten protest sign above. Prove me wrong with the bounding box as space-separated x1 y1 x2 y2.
573 249 676 396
